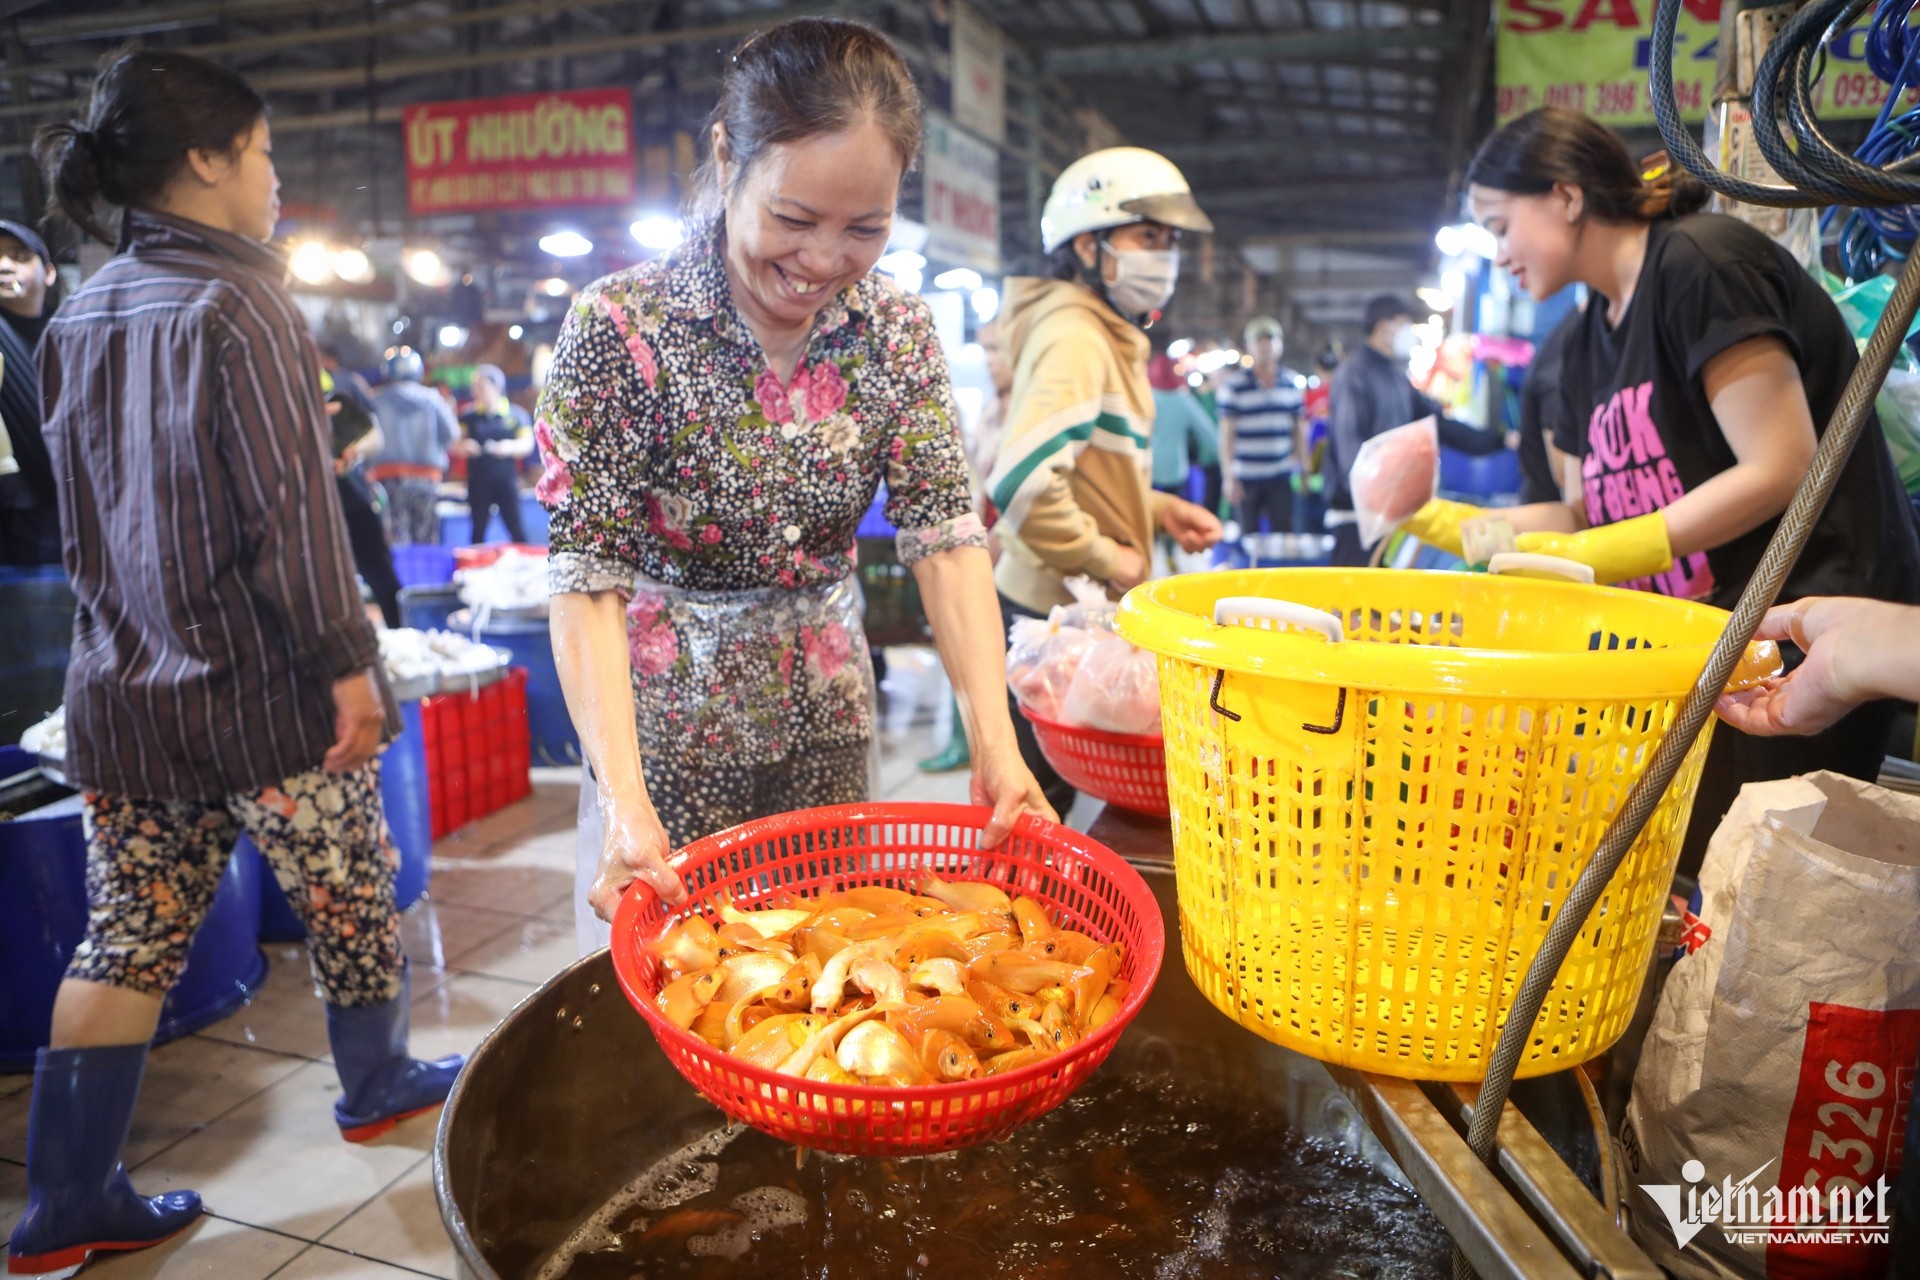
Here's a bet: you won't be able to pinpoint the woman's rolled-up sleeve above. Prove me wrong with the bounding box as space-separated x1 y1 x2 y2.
536 284 651 597
873 290 989 566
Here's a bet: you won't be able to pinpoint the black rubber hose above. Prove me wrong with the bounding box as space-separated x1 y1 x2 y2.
1779 0 1895 193
1650 0 1814 206
1748 0 1880 200
1753 0 1920 203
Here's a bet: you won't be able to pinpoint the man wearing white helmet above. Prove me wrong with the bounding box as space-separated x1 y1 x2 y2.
985 146 1224 812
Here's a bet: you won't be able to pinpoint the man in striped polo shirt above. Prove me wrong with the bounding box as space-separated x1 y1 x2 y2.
1219 316 1306 536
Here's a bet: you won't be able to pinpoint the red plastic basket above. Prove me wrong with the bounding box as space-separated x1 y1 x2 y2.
610 802 1164 1156
1021 706 1171 817
453 543 547 570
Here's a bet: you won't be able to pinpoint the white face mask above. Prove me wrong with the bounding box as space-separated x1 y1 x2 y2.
1100 242 1180 317
1391 323 1420 360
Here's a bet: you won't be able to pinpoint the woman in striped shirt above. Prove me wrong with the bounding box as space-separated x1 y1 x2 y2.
8 52 458 1277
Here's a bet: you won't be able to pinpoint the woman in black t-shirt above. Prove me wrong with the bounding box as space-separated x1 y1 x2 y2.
1407 106 1920 875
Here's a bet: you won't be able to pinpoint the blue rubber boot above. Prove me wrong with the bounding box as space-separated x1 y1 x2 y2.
6 1044 202 1276
326 969 464 1143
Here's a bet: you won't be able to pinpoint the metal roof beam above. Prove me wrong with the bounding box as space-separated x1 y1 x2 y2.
1200 177 1449 209
0 0 867 122
1166 135 1449 163
15 0 385 43
1238 228 1437 249
12 0 637 78
1040 23 1468 74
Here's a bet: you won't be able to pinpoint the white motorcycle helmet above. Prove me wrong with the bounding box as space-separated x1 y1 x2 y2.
1041 147 1213 254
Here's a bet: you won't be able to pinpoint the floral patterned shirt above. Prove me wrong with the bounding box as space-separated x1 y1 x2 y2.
536 219 986 599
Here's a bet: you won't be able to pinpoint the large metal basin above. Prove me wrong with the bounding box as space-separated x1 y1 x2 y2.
434 862 1608 1278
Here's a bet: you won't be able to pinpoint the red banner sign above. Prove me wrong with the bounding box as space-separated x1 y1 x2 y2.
403 88 636 216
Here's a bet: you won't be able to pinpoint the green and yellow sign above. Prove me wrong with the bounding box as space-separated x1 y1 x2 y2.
1496 0 1906 126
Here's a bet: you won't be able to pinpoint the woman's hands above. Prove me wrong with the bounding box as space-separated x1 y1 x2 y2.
590 791 688 921
1716 597 1920 737
971 733 1057 847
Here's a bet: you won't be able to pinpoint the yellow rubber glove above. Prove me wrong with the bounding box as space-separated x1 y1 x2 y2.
1513 512 1673 585
1398 498 1487 557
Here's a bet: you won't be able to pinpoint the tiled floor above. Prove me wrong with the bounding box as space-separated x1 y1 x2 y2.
0 647 1097 1278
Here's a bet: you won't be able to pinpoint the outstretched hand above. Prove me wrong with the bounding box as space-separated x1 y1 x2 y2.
1715 597 1913 737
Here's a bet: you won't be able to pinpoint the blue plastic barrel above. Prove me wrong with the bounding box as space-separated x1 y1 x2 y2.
253 700 432 941
391 544 456 588
0 567 74 750
471 615 578 766
0 752 265 1071
1438 446 1522 500
856 484 894 538
384 700 432 907
399 584 465 633
518 494 550 544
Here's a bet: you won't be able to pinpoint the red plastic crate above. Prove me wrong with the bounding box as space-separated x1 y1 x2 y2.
419 668 535 839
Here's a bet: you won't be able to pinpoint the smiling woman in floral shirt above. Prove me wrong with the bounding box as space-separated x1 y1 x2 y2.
540 17 1052 940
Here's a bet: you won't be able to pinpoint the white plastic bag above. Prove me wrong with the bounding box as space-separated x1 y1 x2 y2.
1350 416 1440 548
1006 619 1097 722
1060 633 1161 735
1054 574 1118 634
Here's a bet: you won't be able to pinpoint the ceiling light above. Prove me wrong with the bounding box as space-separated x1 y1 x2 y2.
401 248 447 286
508 324 524 340
288 242 335 286
438 324 468 350
539 231 593 258
537 276 572 298
934 267 982 291
332 247 374 284
1435 222 1497 260
629 215 683 251
876 250 926 275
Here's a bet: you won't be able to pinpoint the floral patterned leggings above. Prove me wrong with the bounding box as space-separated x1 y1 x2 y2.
381 476 441 546
69 761 405 1008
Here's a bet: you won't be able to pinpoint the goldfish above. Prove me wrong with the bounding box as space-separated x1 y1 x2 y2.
647 873 1130 1083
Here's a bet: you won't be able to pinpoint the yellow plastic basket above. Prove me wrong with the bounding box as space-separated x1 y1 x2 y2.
1115 567 1732 1080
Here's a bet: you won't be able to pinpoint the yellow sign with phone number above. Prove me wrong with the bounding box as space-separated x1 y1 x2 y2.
1496 0 1903 127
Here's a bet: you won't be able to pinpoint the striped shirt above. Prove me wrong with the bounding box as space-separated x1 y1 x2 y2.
1219 364 1305 481
39 207 393 800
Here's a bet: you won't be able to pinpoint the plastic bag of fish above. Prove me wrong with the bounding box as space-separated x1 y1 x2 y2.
1005 575 1160 732
650 873 1129 1087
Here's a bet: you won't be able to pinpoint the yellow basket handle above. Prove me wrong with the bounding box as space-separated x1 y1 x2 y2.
1486 552 1596 584
1208 597 1347 733
1211 597 1346 642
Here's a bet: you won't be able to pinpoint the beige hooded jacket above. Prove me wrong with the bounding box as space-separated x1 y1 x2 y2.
986 277 1169 613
